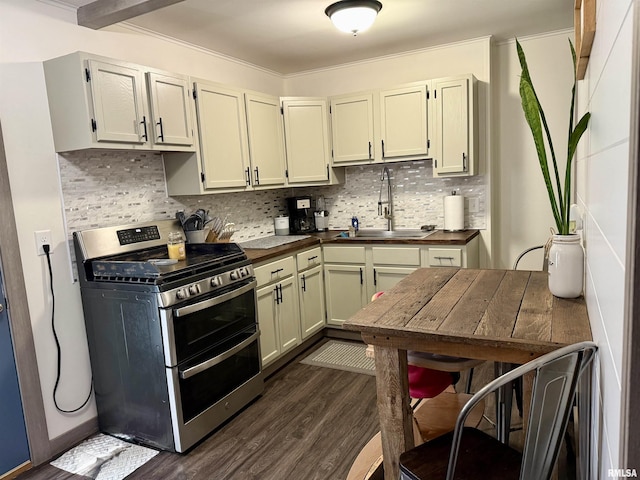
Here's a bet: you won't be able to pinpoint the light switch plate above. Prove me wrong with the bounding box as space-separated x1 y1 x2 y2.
468 198 479 213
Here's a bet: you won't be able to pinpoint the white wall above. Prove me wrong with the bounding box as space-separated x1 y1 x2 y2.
575 0 634 475
0 0 285 440
493 31 575 270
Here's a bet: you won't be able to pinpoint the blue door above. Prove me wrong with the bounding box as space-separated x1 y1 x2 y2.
0 266 30 474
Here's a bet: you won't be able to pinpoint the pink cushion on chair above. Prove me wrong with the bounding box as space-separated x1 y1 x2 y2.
408 365 453 399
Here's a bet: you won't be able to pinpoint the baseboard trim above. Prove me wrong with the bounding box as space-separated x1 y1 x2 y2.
49 417 99 459
0 461 32 480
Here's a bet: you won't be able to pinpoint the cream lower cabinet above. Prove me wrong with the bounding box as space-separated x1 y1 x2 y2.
255 256 301 367
296 248 325 339
323 246 369 326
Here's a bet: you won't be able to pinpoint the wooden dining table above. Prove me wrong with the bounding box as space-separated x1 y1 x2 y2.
343 267 593 479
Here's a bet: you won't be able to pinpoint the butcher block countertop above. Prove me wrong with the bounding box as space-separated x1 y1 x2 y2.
241 229 480 264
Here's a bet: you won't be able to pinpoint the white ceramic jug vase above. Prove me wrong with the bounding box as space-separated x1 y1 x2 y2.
547 234 584 298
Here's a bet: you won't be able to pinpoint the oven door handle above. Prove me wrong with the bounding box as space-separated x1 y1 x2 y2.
173 280 257 318
179 331 260 380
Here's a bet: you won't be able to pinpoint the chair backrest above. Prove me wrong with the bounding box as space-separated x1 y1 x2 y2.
446 341 597 480
513 244 547 271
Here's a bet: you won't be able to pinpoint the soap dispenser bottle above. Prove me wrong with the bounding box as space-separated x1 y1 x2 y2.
351 216 359 232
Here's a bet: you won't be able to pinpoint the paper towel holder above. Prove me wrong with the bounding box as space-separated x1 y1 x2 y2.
444 190 465 232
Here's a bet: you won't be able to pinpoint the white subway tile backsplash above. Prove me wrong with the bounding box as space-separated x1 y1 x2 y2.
58 152 487 248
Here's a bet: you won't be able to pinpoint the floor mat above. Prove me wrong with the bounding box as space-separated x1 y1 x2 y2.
300 340 375 376
50 433 158 480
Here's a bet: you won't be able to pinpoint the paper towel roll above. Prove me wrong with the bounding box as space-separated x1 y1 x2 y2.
444 193 465 231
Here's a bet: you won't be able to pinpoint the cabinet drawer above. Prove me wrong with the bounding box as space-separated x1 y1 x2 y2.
254 256 295 286
296 247 322 271
372 247 420 266
428 248 462 267
323 246 366 264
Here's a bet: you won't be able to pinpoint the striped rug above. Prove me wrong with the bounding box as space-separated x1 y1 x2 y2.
300 340 375 376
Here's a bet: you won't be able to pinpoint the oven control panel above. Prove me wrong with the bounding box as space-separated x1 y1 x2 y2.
160 265 255 307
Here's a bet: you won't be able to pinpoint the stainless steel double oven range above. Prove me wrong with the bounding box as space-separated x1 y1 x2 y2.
74 219 263 452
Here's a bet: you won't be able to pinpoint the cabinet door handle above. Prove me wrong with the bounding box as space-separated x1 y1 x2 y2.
368 141 372 159
326 164 330 180
434 256 455 261
157 117 164 142
301 274 306 292
373 268 377 286
381 139 385 158
273 285 279 304
462 153 467 171
254 167 260 185
307 255 318 262
270 268 284 275
359 267 363 285
245 167 251 185
140 116 148 141
278 284 283 303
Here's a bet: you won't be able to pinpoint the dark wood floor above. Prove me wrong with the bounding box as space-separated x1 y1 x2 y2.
16 342 577 480
17 341 380 480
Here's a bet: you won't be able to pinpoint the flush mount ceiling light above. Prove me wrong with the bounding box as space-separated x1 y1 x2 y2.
325 0 383 36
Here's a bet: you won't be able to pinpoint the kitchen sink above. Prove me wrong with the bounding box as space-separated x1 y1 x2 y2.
338 229 436 239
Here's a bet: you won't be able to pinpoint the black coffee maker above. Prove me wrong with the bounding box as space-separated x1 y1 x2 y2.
287 196 316 234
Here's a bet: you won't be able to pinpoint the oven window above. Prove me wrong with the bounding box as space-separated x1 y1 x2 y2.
173 283 256 363
178 330 260 422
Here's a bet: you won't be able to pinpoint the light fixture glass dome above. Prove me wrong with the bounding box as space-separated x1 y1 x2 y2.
325 0 383 36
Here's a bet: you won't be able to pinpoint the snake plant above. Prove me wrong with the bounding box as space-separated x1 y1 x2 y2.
516 39 591 235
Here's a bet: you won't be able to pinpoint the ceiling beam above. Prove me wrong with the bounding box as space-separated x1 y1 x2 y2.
77 0 186 29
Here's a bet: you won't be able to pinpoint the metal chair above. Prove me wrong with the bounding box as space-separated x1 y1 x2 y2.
399 341 597 480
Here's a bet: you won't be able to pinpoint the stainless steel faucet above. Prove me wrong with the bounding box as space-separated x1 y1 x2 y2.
378 166 393 231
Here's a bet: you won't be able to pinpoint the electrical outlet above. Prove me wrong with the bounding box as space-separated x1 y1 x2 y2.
34 230 52 256
468 198 479 213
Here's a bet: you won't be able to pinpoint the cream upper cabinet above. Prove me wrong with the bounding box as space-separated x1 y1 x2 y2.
379 84 430 160
194 81 251 190
43 52 195 153
245 93 287 187
281 98 331 184
146 72 194 147
329 93 375 164
432 74 477 177
88 59 148 145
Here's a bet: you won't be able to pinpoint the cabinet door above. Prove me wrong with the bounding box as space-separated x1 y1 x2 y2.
298 265 326 339
257 284 280 366
282 99 331 183
277 277 301 354
324 264 368 326
194 82 250 189
330 93 374 164
87 59 148 144
371 266 417 298
379 85 428 159
147 72 194 147
245 93 286 187
433 77 470 175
